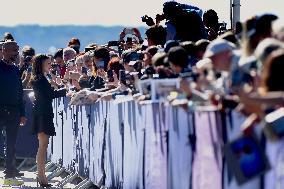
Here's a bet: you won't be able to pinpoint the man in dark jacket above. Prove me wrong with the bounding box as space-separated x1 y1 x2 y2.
0 41 27 180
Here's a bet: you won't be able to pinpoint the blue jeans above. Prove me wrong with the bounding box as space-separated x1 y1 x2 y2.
0 106 20 175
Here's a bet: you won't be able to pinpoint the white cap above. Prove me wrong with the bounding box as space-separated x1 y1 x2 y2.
204 39 236 58
196 58 212 69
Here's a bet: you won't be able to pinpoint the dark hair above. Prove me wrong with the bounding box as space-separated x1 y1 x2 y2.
163 1 180 20
31 54 50 82
22 46 35 57
145 25 167 46
108 57 124 77
195 39 210 52
203 9 219 27
152 52 168 67
94 47 110 70
167 46 188 68
68 38 81 47
68 38 80 54
219 31 238 45
54 48 63 59
70 45 80 54
146 46 159 56
4 32 14 41
94 47 110 60
180 41 197 57
262 50 284 92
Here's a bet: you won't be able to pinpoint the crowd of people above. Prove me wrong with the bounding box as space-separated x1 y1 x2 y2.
1 1 284 187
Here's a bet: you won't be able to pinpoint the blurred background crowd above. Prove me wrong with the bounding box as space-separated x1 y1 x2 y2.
2 1 284 143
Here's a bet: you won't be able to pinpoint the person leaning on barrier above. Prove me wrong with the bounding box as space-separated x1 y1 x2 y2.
165 46 207 102
0 41 27 181
30 54 68 187
53 48 65 78
238 49 284 133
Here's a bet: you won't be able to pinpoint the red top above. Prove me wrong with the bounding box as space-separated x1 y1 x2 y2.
59 66 67 78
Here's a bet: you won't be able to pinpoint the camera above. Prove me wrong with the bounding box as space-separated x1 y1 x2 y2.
66 59 75 67
155 14 165 22
85 46 96 53
141 15 155 26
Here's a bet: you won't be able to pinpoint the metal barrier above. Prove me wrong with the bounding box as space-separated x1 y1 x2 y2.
48 98 229 189
2 92 283 189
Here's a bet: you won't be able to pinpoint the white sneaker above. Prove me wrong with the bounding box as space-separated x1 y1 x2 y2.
3 178 24 186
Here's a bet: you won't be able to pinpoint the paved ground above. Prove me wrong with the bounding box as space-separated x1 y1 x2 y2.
0 170 77 189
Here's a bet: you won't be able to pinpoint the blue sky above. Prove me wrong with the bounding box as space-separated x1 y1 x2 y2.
0 0 283 27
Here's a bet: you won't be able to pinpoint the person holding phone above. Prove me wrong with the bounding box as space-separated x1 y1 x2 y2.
22 66 33 88
30 54 67 187
88 47 110 91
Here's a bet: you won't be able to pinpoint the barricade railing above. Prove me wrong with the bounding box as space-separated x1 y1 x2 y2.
1 91 280 189
48 98 228 189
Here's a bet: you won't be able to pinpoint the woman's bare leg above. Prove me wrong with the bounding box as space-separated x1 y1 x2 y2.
36 132 49 183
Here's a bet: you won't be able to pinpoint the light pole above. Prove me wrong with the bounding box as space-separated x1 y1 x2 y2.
231 0 241 30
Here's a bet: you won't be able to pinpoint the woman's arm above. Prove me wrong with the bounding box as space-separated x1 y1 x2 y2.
248 92 284 106
34 77 66 99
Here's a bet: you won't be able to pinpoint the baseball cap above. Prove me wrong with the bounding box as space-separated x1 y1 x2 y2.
204 39 236 58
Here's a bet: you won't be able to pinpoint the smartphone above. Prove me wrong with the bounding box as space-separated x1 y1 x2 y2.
119 70 126 82
66 59 75 68
124 28 134 35
107 70 114 82
97 61 105 69
27 66 32 73
46 73 52 81
85 47 96 53
126 37 132 44
81 67 88 75
108 41 120 47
